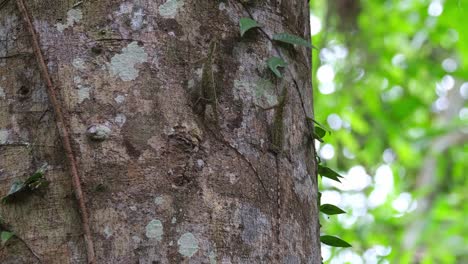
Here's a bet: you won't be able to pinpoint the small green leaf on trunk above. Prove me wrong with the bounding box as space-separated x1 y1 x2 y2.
2 164 48 203
1 231 14 246
239 18 260 37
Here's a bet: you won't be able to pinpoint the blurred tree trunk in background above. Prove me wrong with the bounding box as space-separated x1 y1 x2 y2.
402 81 468 263
0 0 320 263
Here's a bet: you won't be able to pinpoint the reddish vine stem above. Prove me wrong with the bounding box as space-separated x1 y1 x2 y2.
15 0 96 263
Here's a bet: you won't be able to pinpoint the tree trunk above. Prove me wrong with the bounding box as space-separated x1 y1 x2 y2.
0 0 320 263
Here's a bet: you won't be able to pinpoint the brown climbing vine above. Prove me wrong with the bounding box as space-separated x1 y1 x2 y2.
14 0 96 263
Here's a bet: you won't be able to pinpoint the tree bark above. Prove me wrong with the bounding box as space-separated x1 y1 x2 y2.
0 0 320 263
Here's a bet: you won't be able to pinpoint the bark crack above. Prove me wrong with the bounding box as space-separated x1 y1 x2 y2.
274 156 282 261
15 236 43 263
205 125 272 200
0 0 10 10
14 1 96 263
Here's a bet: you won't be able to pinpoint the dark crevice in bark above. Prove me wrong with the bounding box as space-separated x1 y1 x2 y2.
205 124 272 200
14 236 43 263
0 52 33 60
274 156 282 261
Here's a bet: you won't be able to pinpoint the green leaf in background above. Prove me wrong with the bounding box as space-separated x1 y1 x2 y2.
267 56 287 78
320 204 346 215
239 18 260 37
273 33 316 48
311 0 468 262
1 231 14 246
320 235 352 247
317 165 343 182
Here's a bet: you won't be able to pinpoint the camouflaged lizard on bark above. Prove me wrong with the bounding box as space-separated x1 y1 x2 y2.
193 39 219 125
191 39 272 199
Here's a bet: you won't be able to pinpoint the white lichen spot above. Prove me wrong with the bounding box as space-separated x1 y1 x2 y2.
293 163 313 202
154 196 164 205
227 172 238 184
151 55 160 68
103 226 113 239
158 0 184 19
114 114 127 127
0 86 5 98
145 219 164 241
131 235 141 249
73 76 82 84
171 217 177 224
169 241 173 246
0 129 9 144
56 9 83 32
187 79 195 89
218 2 226 11
177 232 199 257
77 84 91 103
117 2 133 15
196 159 205 169
209 251 217 264
86 124 111 141
109 41 148 81
132 235 141 244
129 205 137 211
131 8 145 30
72 58 86 70
114 95 125 104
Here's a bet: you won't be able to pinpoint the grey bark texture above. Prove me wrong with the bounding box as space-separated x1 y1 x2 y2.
0 0 320 263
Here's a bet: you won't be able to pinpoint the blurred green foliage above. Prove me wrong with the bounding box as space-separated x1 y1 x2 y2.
310 0 468 263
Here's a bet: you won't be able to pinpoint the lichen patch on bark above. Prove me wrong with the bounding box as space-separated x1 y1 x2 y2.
103 226 113 239
108 41 149 81
154 196 165 205
177 232 199 257
0 86 5 98
114 113 127 127
72 58 86 70
145 219 164 241
73 76 91 103
55 8 82 32
158 0 185 19
0 129 9 144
